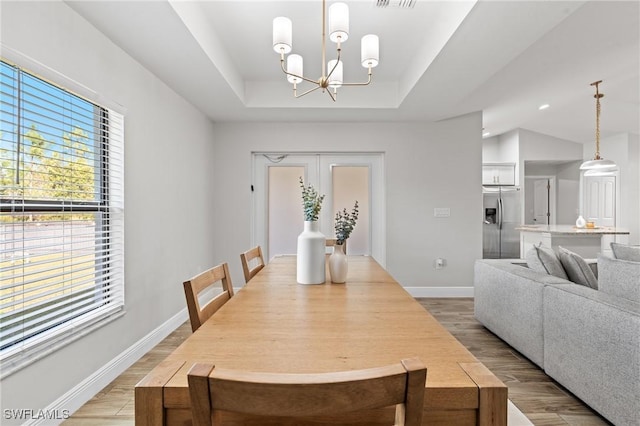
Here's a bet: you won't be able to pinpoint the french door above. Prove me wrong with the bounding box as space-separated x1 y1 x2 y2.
252 153 385 266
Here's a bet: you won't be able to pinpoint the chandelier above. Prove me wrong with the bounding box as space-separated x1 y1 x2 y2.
580 80 618 174
272 0 379 101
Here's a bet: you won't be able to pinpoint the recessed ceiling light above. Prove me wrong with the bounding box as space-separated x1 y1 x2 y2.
539 104 550 110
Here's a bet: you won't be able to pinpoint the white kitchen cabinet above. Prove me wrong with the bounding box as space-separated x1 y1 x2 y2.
483 163 515 185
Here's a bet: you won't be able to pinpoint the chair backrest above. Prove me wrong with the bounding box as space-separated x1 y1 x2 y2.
183 263 234 332
187 358 426 426
240 246 265 283
326 238 347 254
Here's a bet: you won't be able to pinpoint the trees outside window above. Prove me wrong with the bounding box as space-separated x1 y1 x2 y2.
0 60 124 375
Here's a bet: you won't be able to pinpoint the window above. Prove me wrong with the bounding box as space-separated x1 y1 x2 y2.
0 59 124 376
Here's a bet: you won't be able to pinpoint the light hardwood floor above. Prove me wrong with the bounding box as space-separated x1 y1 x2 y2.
64 298 611 425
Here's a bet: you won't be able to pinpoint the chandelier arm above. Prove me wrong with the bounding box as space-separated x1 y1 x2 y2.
280 56 320 85
341 65 373 86
294 84 323 98
325 47 342 80
326 88 336 102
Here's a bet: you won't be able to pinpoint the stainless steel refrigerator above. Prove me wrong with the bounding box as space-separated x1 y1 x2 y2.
483 186 521 259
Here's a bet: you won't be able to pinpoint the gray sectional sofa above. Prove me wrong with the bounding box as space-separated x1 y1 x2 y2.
474 246 640 426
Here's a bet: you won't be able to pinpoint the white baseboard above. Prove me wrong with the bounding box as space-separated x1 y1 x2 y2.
24 308 188 426
405 286 474 298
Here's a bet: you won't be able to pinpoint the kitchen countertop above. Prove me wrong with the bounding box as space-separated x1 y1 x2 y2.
516 225 630 235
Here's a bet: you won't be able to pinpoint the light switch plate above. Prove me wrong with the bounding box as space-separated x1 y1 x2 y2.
434 208 450 217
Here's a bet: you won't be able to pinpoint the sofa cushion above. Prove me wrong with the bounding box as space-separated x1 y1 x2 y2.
611 242 640 262
557 246 598 289
598 254 640 303
525 244 568 280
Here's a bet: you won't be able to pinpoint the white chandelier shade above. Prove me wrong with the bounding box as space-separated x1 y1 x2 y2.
287 54 303 84
273 17 292 54
272 0 379 101
329 2 349 43
361 34 379 68
327 60 343 88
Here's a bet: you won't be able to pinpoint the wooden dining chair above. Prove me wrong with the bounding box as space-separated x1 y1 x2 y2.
187 358 427 426
183 263 234 332
239 246 265 283
326 238 346 254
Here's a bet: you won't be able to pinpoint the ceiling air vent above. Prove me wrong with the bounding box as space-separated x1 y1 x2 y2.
376 0 417 8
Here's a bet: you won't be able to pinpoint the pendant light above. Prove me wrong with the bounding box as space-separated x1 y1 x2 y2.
580 80 617 171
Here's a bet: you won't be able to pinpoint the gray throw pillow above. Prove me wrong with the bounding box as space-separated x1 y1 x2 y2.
557 246 598 289
525 244 568 280
610 242 640 262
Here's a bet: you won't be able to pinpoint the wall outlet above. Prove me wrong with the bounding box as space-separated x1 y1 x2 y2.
434 258 446 269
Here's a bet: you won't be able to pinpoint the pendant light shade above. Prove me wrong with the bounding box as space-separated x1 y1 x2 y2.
580 158 617 171
580 80 617 172
584 168 617 177
273 17 293 54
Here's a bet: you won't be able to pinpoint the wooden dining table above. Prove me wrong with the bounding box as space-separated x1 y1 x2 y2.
135 255 507 425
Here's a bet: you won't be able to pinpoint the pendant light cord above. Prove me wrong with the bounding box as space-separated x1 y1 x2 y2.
591 80 603 160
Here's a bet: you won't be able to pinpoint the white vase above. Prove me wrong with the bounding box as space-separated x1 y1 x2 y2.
329 243 348 284
576 215 586 228
296 221 326 284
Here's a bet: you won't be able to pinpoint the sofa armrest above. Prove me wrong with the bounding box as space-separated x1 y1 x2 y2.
543 284 640 426
473 259 572 368
598 254 640 302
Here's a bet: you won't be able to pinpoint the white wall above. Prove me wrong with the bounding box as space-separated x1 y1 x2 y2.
481 136 500 162
523 161 581 225
630 133 640 245
556 161 582 224
482 131 519 184
212 114 483 294
519 128 583 186
1 1 218 420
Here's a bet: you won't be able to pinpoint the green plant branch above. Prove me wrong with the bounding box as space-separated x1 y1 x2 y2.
299 177 325 221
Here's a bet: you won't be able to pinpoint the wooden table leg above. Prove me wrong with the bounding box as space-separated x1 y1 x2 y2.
459 362 508 426
135 360 185 426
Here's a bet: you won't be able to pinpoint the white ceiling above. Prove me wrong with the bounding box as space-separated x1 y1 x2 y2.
66 0 639 144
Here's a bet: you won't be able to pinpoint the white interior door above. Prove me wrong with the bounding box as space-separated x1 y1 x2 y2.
584 175 616 227
253 153 385 265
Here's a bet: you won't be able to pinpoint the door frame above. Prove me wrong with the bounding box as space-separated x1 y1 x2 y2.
251 152 386 267
525 175 556 225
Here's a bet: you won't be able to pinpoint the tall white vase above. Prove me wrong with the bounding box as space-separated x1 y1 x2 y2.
296 221 326 284
329 243 348 283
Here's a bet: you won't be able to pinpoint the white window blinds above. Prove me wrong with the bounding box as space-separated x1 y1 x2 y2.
0 59 124 375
